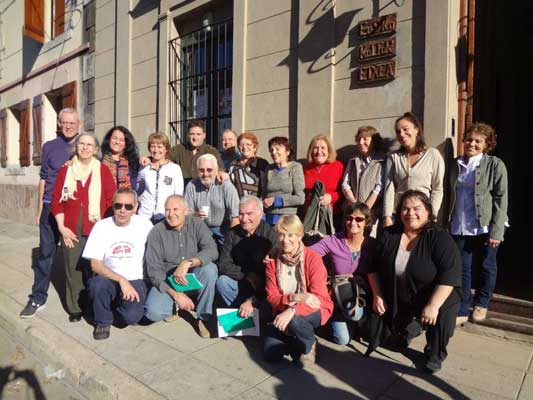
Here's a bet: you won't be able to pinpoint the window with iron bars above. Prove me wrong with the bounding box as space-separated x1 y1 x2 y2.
169 19 232 147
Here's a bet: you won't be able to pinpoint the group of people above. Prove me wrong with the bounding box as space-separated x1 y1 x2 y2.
19 107 508 373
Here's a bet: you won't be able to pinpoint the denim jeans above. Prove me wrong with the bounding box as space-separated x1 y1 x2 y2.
88 276 147 326
263 310 321 361
453 234 499 316
29 203 60 305
144 262 218 321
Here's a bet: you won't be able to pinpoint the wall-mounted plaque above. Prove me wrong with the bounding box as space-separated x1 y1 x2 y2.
358 37 396 62
357 60 396 82
359 13 397 38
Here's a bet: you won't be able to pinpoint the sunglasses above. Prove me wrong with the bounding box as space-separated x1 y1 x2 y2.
198 168 214 173
113 203 135 211
346 216 365 223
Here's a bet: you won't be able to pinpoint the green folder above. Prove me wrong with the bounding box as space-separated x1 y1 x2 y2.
167 273 203 292
218 310 255 333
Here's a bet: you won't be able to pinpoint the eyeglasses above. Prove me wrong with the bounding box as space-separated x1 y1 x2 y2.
113 203 135 211
198 168 214 173
346 216 365 223
60 121 77 126
77 142 95 148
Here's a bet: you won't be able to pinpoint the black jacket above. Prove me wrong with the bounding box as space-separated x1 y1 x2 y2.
218 220 277 282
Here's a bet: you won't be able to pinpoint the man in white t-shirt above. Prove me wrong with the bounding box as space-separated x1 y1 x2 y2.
82 189 153 340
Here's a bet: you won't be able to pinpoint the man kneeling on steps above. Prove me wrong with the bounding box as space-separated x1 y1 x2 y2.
82 188 153 340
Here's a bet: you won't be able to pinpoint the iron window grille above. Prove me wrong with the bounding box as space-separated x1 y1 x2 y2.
169 19 233 147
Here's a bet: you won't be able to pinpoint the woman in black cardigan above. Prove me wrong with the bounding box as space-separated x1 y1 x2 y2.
367 190 462 373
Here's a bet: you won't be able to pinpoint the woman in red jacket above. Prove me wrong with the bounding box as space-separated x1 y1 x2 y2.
51 133 116 322
264 215 333 368
303 134 343 215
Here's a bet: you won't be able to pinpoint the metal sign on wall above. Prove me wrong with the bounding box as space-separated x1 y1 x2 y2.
356 13 397 82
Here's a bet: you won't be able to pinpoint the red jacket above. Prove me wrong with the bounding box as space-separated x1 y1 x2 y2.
304 161 344 212
265 247 333 325
51 164 116 236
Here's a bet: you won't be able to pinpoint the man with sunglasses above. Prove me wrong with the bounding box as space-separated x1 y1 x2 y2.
82 189 153 340
184 153 240 247
20 108 81 319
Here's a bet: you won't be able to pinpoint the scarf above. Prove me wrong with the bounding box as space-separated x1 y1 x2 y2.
272 241 307 294
60 156 102 222
103 154 131 189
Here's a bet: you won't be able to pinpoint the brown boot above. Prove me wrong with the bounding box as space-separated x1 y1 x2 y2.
196 318 211 338
471 306 487 322
300 341 317 368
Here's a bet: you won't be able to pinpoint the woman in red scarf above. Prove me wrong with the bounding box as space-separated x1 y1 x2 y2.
264 215 333 368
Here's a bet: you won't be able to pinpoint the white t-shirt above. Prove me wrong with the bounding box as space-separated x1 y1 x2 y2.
82 215 153 281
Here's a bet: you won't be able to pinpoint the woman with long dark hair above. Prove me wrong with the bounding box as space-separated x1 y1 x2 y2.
368 190 462 373
383 113 445 227
101 126 141 189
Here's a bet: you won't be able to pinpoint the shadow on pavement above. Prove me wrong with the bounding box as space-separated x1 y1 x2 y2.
0 366 46 400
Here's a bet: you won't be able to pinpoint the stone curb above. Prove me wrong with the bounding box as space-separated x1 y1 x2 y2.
0 289 165 400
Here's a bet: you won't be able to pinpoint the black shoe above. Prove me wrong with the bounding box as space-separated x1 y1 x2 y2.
20 301 45 319
69 312 83 322
93 325 111 340
424 359 442 373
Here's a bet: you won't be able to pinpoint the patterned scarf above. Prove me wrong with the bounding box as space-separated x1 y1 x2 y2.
103 154 131 189
272 241 307 294
60 156 102 222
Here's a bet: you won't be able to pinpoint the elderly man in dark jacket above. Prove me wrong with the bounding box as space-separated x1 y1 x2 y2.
216 195 277 318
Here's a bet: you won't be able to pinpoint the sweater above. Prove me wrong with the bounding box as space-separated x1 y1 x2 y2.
342 153 385 213
310 233 376 276
218 221 277 281
264 161 305 216
265 247 333 325
383 147 445 218
447 154 508 242
304 161 344 212
145 215 218 294
169 142 224 180
369 225 462 321
51 164 116 236
40 135 75 203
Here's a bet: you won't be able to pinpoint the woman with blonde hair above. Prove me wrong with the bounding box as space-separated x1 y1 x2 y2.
51 133 116 321
264 215 333 367
137 132 183 222
303 134 344 213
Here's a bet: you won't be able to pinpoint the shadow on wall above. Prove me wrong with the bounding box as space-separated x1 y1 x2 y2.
22 36 41 78
278 0 361 75
129 0 160 19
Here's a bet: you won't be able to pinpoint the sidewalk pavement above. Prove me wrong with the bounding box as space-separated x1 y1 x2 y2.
1 217 532 400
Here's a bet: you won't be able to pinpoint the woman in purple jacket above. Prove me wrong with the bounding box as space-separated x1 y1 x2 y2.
310 203 376 345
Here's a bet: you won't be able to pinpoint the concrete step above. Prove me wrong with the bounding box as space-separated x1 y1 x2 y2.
489 293 533 319
476 311 533 336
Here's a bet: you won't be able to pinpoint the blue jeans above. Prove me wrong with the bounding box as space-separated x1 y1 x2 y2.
29 203 60 305
88 276 147 326
216 275 241 306
263 310 321 361
454 234 499 316
144 263 218 321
